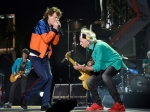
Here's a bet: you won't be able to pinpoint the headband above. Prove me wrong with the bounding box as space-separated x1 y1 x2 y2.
80 33 86 39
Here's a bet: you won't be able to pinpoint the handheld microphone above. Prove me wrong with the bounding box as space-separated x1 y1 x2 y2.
56 20 64 36
58 25 64 36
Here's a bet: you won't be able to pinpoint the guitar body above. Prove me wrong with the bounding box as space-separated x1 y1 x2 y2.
9 73 22 83
9 67 33 83
65 52 91 90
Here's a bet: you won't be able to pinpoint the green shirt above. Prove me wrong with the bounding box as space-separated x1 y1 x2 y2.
87 40 127 72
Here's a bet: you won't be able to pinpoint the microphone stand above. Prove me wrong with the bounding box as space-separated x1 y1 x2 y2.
67 19 71 100
58 78 62 100
72 32 78 61
72 77 76 99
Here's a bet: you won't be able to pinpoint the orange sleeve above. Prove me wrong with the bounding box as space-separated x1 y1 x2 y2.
41 31 57 44
51 34 60 45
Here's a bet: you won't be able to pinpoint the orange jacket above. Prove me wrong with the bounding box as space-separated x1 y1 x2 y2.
30 19 60 58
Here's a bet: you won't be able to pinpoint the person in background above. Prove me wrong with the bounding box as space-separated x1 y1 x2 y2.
4 48 32 108
142 51 150 78
73 27 127 111
20 6 63 111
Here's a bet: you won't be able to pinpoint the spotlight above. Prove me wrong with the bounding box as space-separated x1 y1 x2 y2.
0 15 5 19
6 14 14 18
128 68 138 74
39 91 44 97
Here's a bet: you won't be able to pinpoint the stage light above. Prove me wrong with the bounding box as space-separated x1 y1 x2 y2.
6 14 14 18
0 15 5 19
39 91 44 97
128 68 138 75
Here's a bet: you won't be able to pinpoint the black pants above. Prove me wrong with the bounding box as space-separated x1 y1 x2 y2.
109 0 150 50
8 76 28 103
87 66 122 105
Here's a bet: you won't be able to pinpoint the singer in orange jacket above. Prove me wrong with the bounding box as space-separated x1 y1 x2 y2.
29 16 60 58
20 7 63 111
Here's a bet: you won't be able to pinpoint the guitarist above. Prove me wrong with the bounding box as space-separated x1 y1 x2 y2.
4 48 32 108
142 51 150 78
73 27 127 111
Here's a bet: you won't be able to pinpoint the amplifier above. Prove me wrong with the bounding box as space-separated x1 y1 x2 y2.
52 83 88 106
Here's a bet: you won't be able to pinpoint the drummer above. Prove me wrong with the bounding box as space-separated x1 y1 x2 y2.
142 51 150 78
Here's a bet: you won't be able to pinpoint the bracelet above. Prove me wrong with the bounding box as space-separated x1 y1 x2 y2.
82 66 86 71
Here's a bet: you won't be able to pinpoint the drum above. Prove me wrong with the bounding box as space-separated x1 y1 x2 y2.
130 75 150 92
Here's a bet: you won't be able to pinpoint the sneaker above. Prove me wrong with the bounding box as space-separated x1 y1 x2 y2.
20 96 27 109
108 102 125 111
41 105 51 111
86 103 104 111
4 102 12 108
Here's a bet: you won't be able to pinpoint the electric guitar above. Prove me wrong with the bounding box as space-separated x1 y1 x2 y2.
65 52 91 90
9 67 33 83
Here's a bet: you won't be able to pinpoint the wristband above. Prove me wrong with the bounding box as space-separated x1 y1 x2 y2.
82 66 86 71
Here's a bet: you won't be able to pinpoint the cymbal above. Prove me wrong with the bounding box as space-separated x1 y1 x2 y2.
61 19 90 32
123 61 136 67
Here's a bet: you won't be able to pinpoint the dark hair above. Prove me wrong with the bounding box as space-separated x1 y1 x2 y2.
43 6 63 20
22 48 29 55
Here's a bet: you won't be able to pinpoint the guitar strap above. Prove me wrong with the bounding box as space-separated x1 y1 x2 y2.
85 42 96 64
19 62 26 71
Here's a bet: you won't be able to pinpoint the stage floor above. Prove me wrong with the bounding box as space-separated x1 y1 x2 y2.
0 106 150 112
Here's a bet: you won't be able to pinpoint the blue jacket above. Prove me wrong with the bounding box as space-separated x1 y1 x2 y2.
12 58 32 76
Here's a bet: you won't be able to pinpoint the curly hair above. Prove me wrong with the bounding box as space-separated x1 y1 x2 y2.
43 6 63 20
22 48 29 55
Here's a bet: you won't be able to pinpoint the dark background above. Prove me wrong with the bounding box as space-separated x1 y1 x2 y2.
0 0 102 105
0 0 149 106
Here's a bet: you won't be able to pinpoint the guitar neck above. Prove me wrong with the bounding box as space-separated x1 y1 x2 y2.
16 67 33 75
67 57 76 66
67 56 84 73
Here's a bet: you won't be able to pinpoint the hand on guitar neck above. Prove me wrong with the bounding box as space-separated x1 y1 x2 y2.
87 60 94 66
65 52 91 90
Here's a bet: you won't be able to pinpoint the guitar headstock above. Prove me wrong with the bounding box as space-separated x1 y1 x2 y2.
65 51 72 59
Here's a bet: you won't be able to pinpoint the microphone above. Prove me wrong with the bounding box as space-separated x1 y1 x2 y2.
56 20 64 36
61 57 67 63
58 25 64 36
61 50 74 63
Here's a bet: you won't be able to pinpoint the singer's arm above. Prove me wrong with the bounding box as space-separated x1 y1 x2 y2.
37 20 60 44
51 34 60 45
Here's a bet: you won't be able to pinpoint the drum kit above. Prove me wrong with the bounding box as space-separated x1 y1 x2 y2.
117 58 150 93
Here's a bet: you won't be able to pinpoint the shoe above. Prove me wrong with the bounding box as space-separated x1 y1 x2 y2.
4 102 12 108
41 105 51 111
86 103 104 111
20 96 27 109
108 102 125 111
